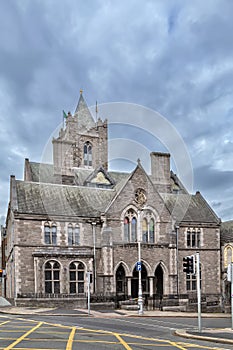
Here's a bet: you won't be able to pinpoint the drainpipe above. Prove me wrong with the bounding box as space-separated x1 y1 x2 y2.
92 222 97 293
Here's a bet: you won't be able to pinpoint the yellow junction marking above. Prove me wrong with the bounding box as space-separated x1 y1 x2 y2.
114 332 132 350
0 320 10 326
66 326 76 350
168 341 187 350
2 348 57 350
4 321 43 350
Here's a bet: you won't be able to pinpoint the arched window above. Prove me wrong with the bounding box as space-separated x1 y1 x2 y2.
44 223 57 245
69 262 85 294
68 224 80 246
44 261 60 294
123 210 137 242
84 142 92 166
142 211 155 243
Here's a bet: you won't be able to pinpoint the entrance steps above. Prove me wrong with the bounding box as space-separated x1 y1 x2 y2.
119 299 139 311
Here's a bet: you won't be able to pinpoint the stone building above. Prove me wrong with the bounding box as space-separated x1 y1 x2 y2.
220 220 233 312
3 92 221 310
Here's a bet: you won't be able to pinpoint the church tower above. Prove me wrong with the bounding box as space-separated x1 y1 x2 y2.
52 91 108 176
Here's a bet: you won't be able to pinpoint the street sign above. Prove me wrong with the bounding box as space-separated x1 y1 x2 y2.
136 261 141 271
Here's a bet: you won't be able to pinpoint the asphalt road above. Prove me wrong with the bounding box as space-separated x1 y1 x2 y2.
0 313 232 350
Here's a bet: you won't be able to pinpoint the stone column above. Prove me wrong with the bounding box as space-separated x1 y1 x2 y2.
127 277 131 297
149 277 154 297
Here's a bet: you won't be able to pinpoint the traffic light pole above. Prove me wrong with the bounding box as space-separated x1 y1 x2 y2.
196 252 202 333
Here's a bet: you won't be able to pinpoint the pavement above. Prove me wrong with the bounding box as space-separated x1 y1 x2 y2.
0 306 232 345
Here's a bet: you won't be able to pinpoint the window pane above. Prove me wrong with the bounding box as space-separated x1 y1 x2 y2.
53 271 60 280
142 218 148 243
54 282 60 294
124 217 129 241
149 219 154 243
53 262 60 269
78 282 84 293
45 271 51 280
78 262 84 269
45 232 51 244
131 217 137 242
74 227 80 245
70 282 76 293
191 232 195 247
78 271 84 280
45 262 51 269
70 262 76 270
45 281 52 293
70 271 76 281
187 230 190 247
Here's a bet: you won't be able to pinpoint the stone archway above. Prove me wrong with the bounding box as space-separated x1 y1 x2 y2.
154 264 163 296
116 264 126 295
131 263 148 298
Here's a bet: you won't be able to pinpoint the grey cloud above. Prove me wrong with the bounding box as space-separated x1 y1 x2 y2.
0 0 233 222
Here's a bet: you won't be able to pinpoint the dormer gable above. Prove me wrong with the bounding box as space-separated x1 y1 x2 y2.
84 166 115 189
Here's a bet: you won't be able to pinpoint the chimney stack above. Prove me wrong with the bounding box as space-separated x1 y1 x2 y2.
150 152 171 192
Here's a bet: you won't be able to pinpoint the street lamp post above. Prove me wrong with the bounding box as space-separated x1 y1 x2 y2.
137 210 143 315
92 222 97 293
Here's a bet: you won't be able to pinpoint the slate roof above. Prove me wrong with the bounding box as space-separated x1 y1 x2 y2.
21 160 220 224
30 162 55 183
160 192 220 224
15 180 115 218
221 220 233 243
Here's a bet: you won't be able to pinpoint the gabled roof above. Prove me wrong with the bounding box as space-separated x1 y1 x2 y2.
160 191 220 224
74 92 96 130
84 166 115 188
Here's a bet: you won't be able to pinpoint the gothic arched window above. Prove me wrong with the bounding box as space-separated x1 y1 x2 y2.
142 211 155 243
123 209 137 242
69 261 85 294
44 260 60 294
84 142 92 166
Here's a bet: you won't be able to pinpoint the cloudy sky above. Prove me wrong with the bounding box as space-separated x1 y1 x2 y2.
0 0 233 223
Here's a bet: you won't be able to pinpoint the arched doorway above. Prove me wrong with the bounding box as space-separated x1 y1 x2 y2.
116 264 126 295
154 264 163 296
131 263 148 298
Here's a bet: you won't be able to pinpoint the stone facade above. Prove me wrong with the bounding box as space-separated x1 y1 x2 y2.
2 92 222 310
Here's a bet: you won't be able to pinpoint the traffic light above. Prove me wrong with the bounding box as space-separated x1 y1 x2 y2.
183 256 195 274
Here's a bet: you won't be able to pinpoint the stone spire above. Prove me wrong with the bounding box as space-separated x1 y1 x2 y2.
74 90 95 130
